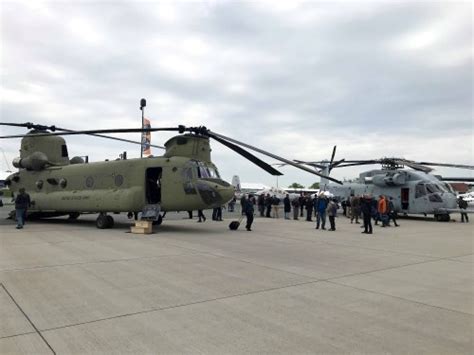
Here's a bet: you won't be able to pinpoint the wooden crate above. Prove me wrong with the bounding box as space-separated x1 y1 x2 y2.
131 220 153 234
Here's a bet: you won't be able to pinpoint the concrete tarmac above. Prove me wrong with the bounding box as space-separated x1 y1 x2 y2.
0 209 472 354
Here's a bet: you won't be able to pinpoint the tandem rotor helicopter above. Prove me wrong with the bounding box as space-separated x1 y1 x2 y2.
0 99 342 229
292 147 474 221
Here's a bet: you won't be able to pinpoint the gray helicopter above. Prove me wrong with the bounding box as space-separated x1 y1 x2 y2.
293 148 474 221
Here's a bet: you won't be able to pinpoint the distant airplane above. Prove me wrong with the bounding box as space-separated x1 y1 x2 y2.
231 175 329 200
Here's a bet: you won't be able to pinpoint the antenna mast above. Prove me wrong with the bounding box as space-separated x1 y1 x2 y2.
140 98 146 158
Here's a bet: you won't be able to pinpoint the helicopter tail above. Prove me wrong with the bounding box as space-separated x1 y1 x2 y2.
232 175 241 194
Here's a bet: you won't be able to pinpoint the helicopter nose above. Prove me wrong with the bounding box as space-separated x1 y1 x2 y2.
195 180 235 207
444 193 458 209
218 185 236 204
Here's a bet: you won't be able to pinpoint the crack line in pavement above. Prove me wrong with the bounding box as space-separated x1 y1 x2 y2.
325 280 473 317
158 239 473 282
0 331 37 340
0 251 201 273
40 278 322 333
0 283 56 354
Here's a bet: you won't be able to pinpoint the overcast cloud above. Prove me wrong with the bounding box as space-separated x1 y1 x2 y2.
1 0 472 186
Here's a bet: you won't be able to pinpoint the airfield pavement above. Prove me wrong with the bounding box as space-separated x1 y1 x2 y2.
0 207 472 354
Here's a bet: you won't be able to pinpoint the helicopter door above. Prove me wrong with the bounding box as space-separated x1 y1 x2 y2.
146 168 162 204
401 188 409 210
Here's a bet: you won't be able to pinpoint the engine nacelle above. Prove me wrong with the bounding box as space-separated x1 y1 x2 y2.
12 151 49 171
371 173 406 187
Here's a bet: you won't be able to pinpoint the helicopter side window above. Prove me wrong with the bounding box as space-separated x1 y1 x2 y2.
415 183 427 198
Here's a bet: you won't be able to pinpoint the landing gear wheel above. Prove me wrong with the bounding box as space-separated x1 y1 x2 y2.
96 214 109 229
106 215 114 228
153 214 163 226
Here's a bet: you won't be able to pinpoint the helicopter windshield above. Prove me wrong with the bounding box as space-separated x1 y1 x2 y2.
195 161 221 179
425 183 442 194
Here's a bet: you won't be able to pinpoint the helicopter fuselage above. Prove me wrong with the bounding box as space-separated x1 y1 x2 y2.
5 133 235 217
7 156 234 214
326 169 458 218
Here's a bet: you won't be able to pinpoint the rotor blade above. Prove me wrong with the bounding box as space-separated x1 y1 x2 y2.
293 160 327 170
55 126 165 149
0 126 182 139
438 177 474 182
209 134 283 176
323 161 380 168
393 159 433 173
208 130 343 184
416 162 474 170
329 145 337 165
331 158 345 168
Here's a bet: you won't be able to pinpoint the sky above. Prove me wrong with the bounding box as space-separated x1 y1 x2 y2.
0 0 472 187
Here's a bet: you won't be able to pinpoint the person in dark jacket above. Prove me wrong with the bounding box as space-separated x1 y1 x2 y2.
387 197 399 226
14 188 31 229
360 194 373 234
257 194 265 217
264 194 272 218
283 194 291 220
305 195 313 221
291 197 300 220
244 194 255 231
458 196 469 223
298 193 305 217
197 210 206 222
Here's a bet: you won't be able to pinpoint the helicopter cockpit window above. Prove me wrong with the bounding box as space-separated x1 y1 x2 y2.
425 184 441 194
415 183 427 198
61 145 68 158
198 166 210 178
442 182 455 194
206 166 220 179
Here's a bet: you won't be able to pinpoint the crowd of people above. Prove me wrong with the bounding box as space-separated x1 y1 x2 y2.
235 192 404 234
184 191 471 233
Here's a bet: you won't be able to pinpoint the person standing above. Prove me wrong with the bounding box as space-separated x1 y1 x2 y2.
257 194 265 217
265 194 272 218
350 194 360 224
14 188 31 229
291 197 300 220
299 193 305 217
305 195 313 221
197 210 206 222
228 197 236 212
244 194 255 231
377 195 388 227
326 198 337 231
240 194 247 216
315 193 328 230
272 195 280 218
458 196 469 223
361 194 373 234
387 197 399 227
283 194 291 220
